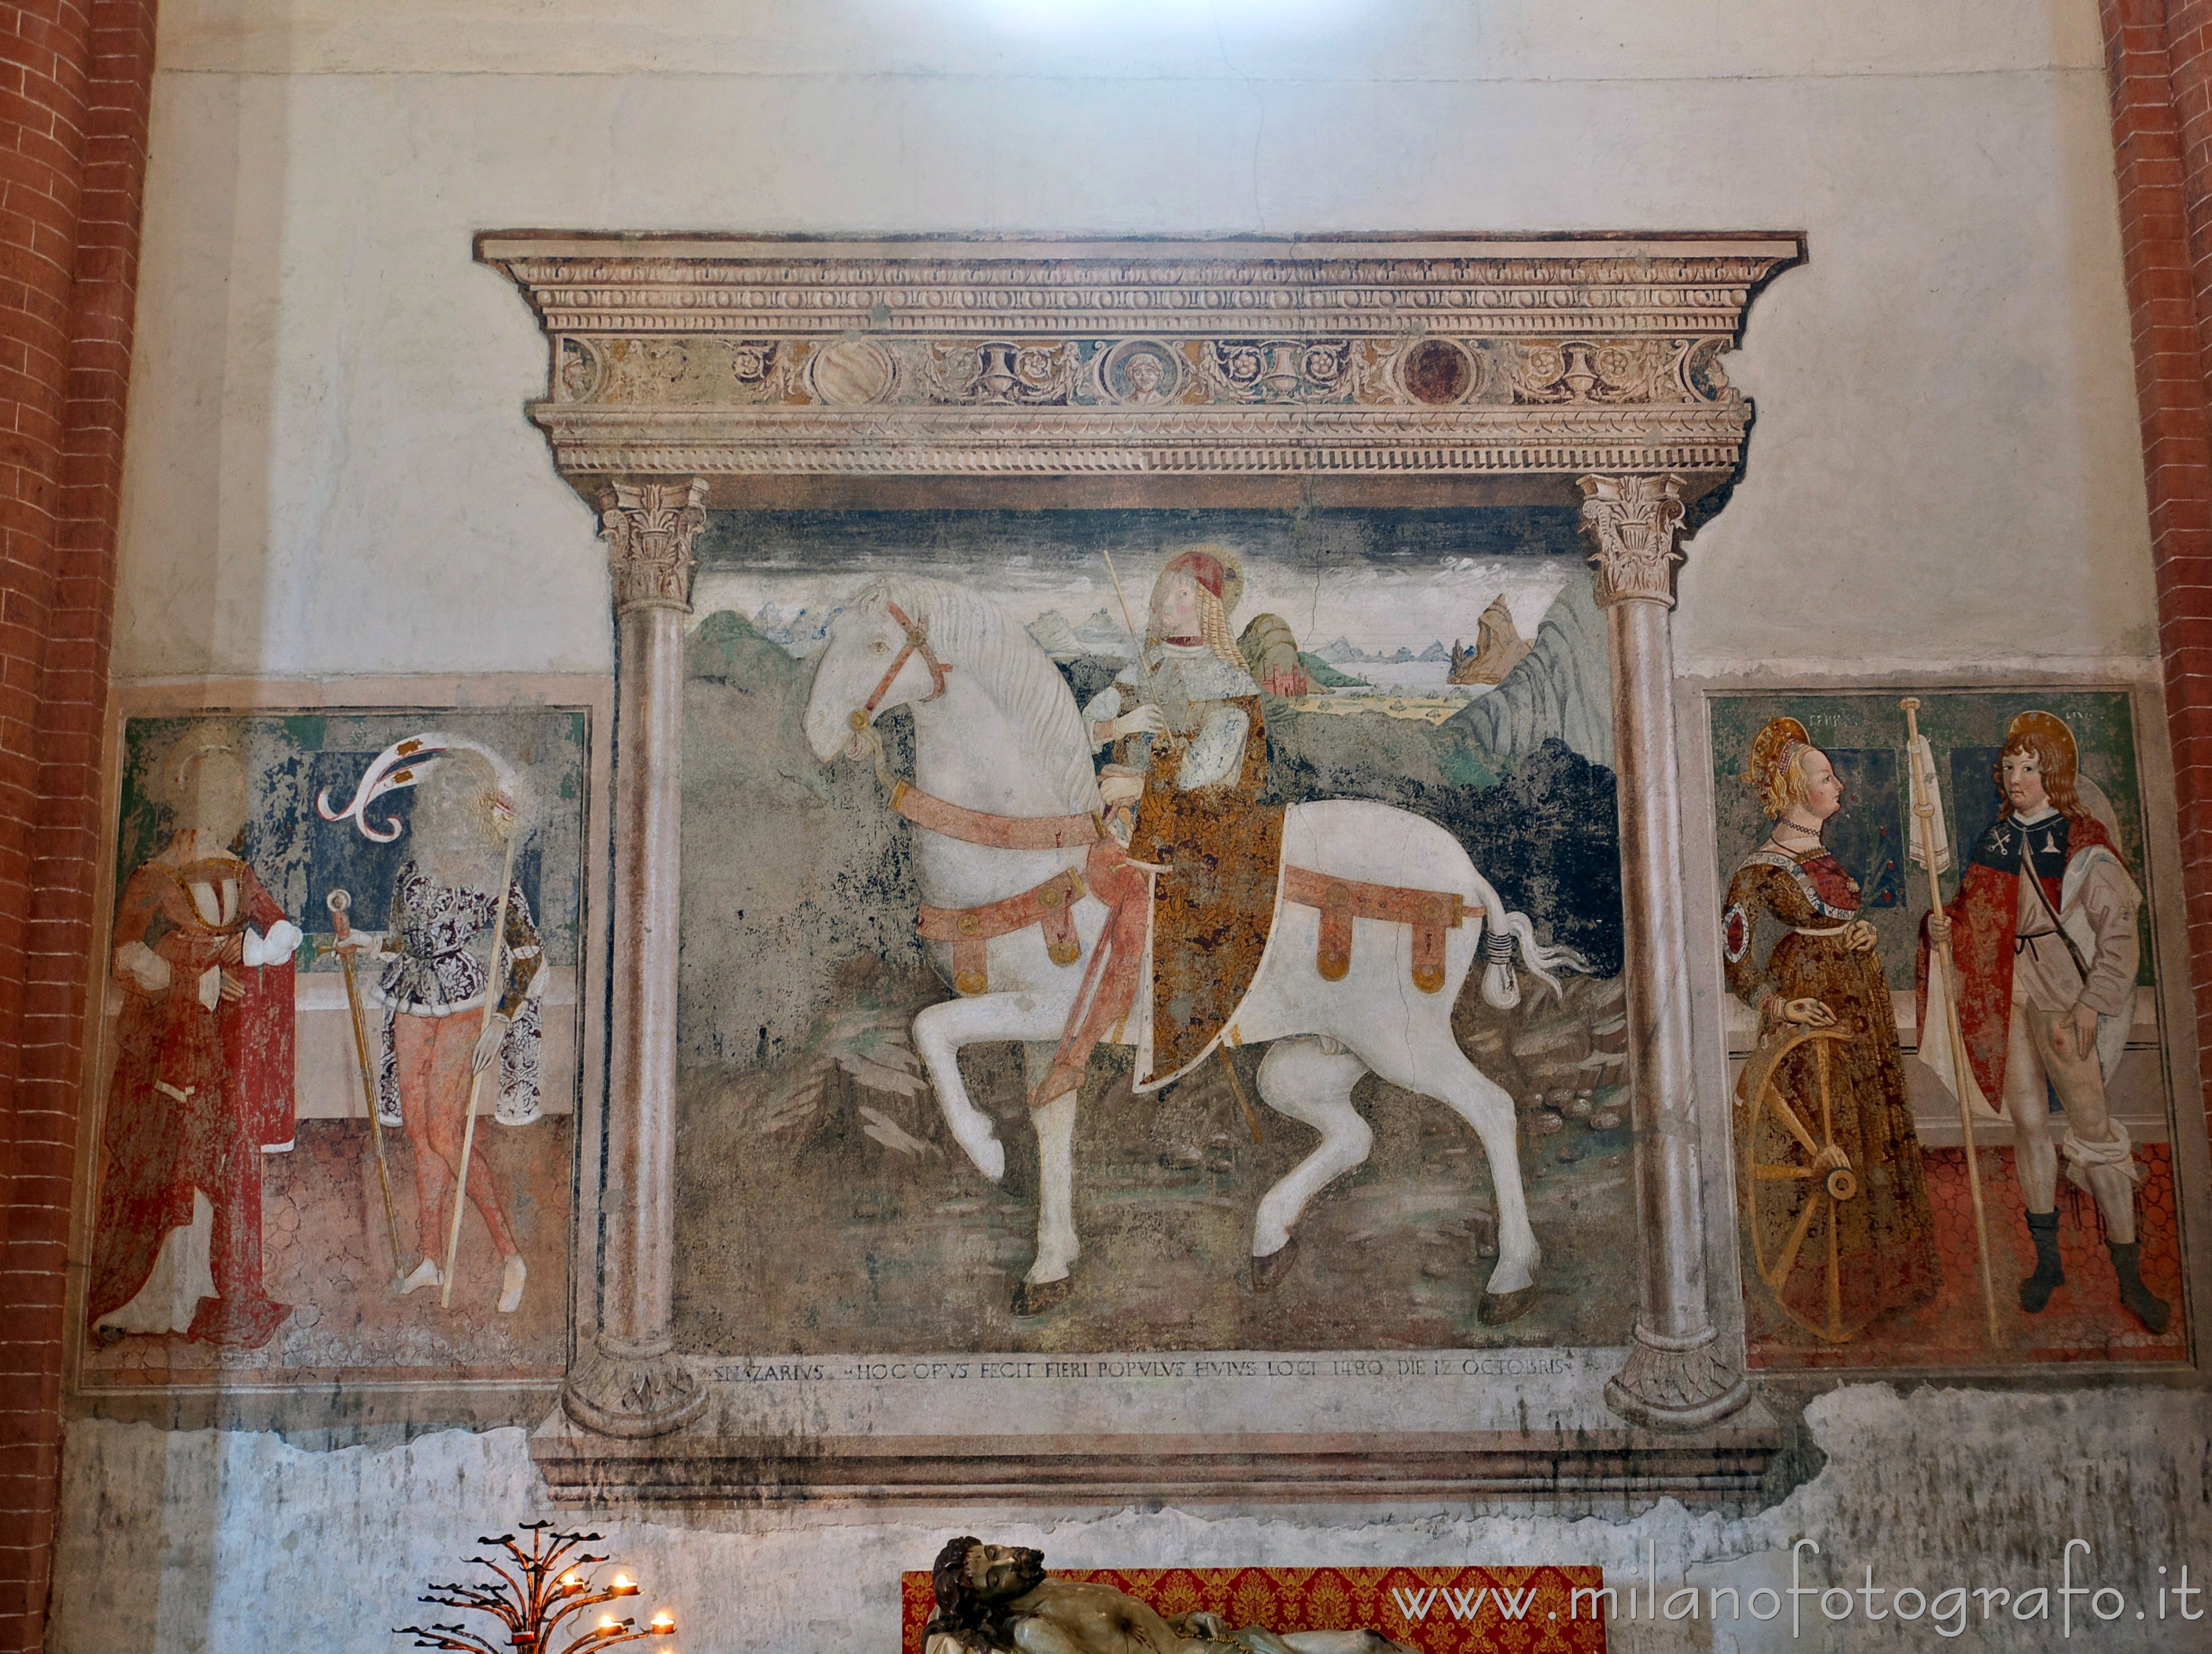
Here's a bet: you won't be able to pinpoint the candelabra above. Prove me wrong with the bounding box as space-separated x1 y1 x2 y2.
396 1522 677 1652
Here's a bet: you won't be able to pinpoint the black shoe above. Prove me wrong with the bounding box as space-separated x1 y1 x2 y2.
2109 1240 2172 1335
2020 1209 2065 1313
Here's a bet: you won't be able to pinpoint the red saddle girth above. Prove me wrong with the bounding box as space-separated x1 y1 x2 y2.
915 867 1085 997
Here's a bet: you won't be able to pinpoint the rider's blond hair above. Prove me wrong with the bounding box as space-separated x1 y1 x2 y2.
1148 549 1250 676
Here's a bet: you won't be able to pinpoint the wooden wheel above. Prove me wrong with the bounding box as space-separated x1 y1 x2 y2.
1735 1024 1866 1343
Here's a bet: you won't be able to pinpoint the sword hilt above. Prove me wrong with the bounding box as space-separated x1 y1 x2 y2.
326 887 353 942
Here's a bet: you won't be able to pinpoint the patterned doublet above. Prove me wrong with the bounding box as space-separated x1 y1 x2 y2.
368 860 547 1127
372 862 541 1017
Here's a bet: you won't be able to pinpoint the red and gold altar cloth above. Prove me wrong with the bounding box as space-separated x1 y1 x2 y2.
900 1565 1608 1652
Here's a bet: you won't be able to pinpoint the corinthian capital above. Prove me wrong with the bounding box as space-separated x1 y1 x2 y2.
600 477 709 614
1578 473 1688 608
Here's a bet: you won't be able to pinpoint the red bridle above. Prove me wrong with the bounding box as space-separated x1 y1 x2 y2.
849 599 952 735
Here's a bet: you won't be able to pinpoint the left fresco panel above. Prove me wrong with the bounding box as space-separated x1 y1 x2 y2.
72 703 593 1396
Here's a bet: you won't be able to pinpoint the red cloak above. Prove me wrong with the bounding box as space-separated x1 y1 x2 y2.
1915 811 2121 1109
87 854 294 1346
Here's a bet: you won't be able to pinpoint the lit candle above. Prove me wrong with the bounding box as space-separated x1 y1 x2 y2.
614 1575 637 1595
561 1571 580 1590
599 1615 620 1631
650 1612 675 1631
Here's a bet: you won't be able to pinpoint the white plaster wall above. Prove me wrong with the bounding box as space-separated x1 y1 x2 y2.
54 1385 2212 1653
76 3 2200 1650
114 0 2150 680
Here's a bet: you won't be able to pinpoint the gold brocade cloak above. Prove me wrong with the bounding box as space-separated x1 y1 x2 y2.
1120 689 1284 1086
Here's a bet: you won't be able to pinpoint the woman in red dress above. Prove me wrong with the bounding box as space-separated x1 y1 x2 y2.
88 726 298 1347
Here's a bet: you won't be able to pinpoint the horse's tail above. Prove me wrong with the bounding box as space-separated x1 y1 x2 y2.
1467 871 1593 1010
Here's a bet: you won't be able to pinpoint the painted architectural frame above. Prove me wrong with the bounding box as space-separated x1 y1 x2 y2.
473 233 1846 1507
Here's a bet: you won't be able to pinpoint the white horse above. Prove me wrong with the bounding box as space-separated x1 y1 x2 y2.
799 578 1586 1322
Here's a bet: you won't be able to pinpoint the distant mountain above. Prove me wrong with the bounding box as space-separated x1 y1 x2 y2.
1314 636 1359 664
1446 577 1611 767
1417 641 1453 663
1073 608 1137 660
1388 646 1415 663
1298 652 1369 689
688 609 802 689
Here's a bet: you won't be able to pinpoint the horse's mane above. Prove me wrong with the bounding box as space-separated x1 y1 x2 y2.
862 578 1101 816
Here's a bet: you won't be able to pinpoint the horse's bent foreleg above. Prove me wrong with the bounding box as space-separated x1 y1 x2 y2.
1360 1028 1541 1315
910 995 1058 1183
1022 1043 1079 1286
1251 1038 1372 1261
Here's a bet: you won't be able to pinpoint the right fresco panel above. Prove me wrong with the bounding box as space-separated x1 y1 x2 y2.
1708 688 2188 1371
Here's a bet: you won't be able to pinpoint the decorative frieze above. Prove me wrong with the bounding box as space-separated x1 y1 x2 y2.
549 333 1734 412
481 235 1801 492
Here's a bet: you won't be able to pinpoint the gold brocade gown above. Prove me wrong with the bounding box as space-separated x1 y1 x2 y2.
1723 842 1942 1331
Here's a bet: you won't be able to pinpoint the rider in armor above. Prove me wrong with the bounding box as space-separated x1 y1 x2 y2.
1041 549 1285 1103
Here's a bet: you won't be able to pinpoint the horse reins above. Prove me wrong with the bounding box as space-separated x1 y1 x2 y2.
849 599 951 739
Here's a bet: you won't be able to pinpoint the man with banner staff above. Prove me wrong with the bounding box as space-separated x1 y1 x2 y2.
1914 708 2169 1334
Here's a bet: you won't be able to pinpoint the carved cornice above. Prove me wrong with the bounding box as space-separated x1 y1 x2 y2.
600 477 707 613
1579 473 1689 608
481 234 1803 493
482 236 1800 338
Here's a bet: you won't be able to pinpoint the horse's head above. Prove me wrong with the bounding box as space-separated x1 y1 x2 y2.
802 583 948 763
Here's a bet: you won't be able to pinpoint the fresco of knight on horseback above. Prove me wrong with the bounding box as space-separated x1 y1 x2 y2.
802 572 1587 1321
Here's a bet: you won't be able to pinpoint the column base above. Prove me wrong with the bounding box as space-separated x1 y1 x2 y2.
1604 1322 1751 1430
562 1333 709 1438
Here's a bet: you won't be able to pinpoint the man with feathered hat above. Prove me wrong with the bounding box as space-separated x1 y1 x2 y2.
1919 709 2168 1332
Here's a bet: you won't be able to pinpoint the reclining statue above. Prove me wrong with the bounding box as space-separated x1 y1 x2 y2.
923 1539 1418 1654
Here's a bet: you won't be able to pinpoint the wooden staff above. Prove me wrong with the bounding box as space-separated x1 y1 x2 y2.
1903 697 2001 1347
440 823 519 1309
327 889 406 1288
1099 547 1153 692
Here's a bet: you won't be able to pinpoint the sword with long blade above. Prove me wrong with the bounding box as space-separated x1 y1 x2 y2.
327 889 406 1289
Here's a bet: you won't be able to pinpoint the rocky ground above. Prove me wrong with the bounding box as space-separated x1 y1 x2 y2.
674 966 1640 1356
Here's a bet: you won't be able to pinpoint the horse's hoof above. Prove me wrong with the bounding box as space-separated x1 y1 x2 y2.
1249 1237 1300 1295
950 1127 1005 1183
1478 1285 1537 1326
1011 1275 1074 1317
